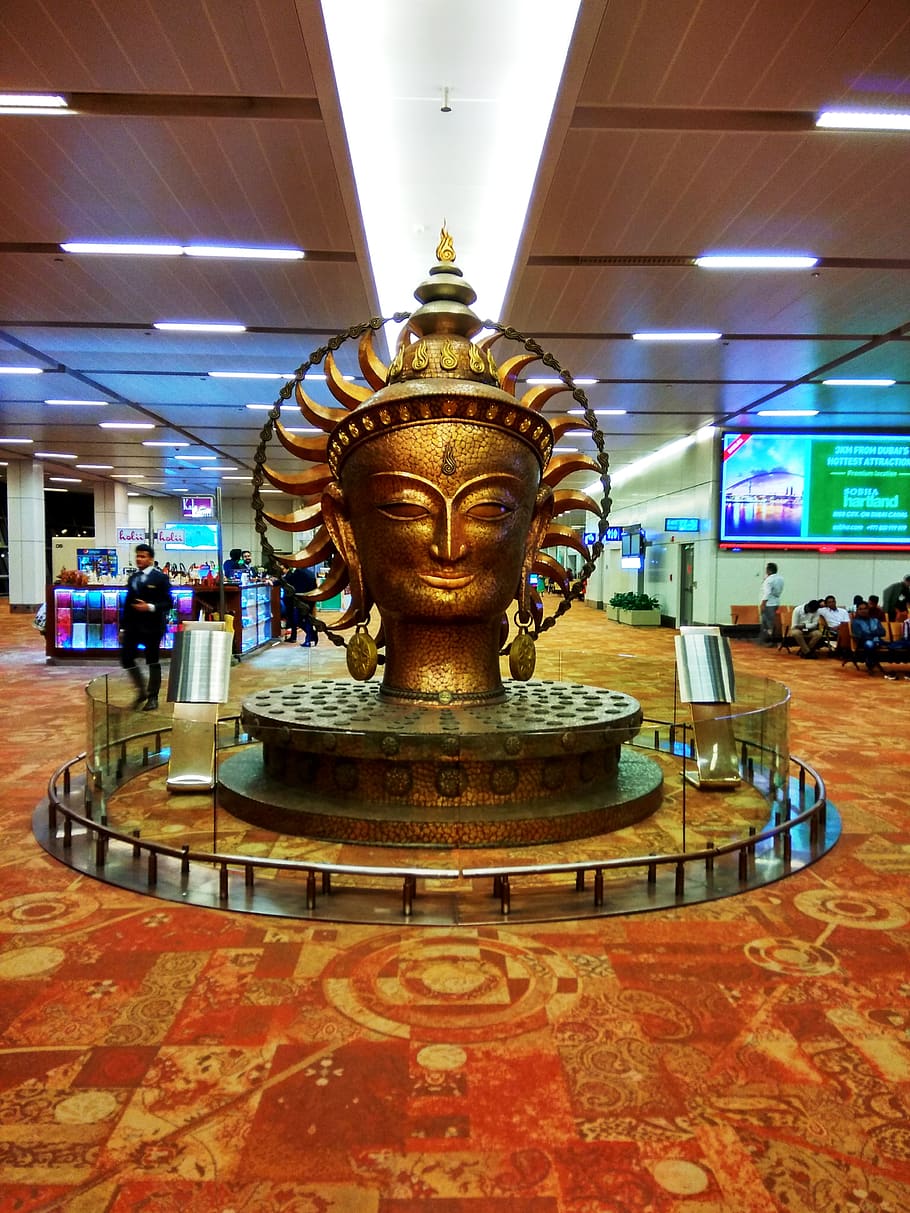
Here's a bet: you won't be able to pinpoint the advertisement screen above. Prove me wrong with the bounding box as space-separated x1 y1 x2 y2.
719 432 910 549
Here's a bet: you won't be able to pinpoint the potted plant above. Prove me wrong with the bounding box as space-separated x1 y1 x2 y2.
609 591 661 626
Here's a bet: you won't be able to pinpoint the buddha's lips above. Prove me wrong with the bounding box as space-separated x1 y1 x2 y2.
420 573 474 590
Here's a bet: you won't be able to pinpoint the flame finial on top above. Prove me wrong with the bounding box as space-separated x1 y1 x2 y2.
436 223 456 263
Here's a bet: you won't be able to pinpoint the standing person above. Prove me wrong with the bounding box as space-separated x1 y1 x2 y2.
881 574 910 620
758 562 784 645
223 548 244 580
121 543 172 711
283 565 318 646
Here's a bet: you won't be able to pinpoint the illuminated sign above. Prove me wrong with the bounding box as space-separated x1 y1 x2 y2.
181 495 215 519
665 517 700 533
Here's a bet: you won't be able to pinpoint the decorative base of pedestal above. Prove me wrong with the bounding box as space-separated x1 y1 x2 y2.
218 680 664 847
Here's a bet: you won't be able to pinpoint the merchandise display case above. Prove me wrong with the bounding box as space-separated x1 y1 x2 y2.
46 585 196 661
193 582 280 655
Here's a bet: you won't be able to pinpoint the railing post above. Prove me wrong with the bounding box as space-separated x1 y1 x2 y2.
575 870 585 892
593 868 604 907
306 870 317 910
219 863 229 903
500 874 510 915
674 861 685 897
147 851 158 887
63 817 72 850
132 829 141 859
403 875 415 917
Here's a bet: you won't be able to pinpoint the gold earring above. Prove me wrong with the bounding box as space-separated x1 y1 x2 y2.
347 622 378 681
509 613 536 681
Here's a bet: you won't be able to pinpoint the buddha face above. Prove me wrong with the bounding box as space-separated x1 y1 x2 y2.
322 421 552 626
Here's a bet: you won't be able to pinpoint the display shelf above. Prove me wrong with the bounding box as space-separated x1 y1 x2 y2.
193 583 280 655
46 585 196 661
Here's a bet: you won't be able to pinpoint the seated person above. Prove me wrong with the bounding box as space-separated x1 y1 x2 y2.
789 599 823 657
867 594 886 622
818 595 851 635
851 600 889 676
241 550 258 577
223 548 245 580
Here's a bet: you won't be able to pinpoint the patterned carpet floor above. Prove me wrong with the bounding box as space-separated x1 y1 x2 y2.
1 599 908 1211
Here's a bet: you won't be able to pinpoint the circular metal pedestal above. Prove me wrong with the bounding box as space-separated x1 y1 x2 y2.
219 680 664 847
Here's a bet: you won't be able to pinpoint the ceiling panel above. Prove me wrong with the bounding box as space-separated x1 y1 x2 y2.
1 0 909 512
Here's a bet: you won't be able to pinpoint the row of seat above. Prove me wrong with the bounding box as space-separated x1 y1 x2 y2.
729 604 910 670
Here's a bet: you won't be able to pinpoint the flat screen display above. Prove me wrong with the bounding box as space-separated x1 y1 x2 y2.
719 432 910 549
161 522 220 551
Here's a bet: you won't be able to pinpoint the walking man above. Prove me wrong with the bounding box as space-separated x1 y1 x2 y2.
121 543 172 711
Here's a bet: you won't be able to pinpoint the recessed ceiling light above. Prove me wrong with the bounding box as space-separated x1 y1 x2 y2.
526 377 598 386
554 446 578 453
223 476 253 481
0 366 42 375
632 331 722 341
816 109 910 131
0 437 34 443
175 454 217 461
245 403 287 410
209 466 239 471
34 452 78 459
143 440 189 447
48 476 82 482
127 491 141 497
208 371 294 380
283 428 322 434
757 409 819 417
565 429 595 436
821 378 895 386
154 321 247 333
44 487 68 492
695 254 819 269
259 489 282 494
60 241 183 256
567 408 627 416
184 245 305 260
98 422 155 430
76 464 114 469
45 398 109 406
110 473 145 478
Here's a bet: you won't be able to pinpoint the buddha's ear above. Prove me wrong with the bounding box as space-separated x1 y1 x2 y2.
322 483 368 621
516 485 554 616
525 484 554 564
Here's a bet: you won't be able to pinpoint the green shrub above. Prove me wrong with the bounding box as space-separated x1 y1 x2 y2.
609 591 660 611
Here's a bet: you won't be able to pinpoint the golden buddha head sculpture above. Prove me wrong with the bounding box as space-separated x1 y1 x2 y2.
259 229 604 704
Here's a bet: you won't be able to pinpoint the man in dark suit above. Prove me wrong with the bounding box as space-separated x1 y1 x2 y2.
121 543 173 711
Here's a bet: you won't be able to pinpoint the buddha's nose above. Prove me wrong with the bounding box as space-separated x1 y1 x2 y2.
430 508 467 561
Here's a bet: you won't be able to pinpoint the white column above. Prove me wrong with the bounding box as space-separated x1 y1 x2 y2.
8 461 46 609
93 480 129 547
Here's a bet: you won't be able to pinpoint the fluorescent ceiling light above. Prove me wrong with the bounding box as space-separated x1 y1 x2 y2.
111 473 145 479
821 378 895 386
48 476 82 483
565 429 595 436
757 409 819 417
208 371 293 380
127 492 141 497
817 110 910 131
143 440 189 447
632 331 722 341
208 466 239 471
526 377 598 386
284 428 322 434
34 452 77 459
185 245 305 260
0 437 34 444
695 254 818 269
568 408 627 416
0 94 70 116
323 0 581 327
99 422 155 430
45 398 108 406
60 241 184 256
0 366 42 375
554 446 578 453
175 454 217 461
260 489 282 494
44 488 68 492
245 403 287 410
154 321 247 333
223 476 253 481
0 93 67 108
76 464 114 469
